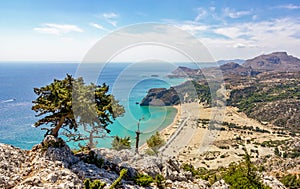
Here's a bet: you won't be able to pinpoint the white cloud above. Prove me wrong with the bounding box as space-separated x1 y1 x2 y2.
176 24 208 35
252 15 258 21
107 20 117 27
89 23 108 31
194 8 207 22
223 8 251 19
200 18 300 59
34 23 83 35
103 12 118 19
233 43 246 48
103 12 119 27
276 4 300 10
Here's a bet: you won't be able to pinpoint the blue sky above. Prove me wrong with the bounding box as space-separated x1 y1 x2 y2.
0 0 300 61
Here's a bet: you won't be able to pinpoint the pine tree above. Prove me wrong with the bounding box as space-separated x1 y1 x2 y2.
32 74 124 148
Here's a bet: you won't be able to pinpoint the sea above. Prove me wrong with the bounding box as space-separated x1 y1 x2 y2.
0 62 214 150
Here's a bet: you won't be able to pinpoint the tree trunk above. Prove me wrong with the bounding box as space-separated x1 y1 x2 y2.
88 131 94 149
51 116 65 138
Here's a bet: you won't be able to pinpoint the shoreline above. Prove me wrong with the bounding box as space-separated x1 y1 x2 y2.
139 104 182 151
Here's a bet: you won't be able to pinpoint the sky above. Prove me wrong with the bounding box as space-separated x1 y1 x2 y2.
0 0 300 62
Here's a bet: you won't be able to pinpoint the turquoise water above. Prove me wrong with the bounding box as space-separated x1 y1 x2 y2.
0 62 187 149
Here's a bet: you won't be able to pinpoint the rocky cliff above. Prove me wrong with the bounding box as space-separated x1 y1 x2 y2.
0 136 287 188
140 88 180 106
0 136 217 188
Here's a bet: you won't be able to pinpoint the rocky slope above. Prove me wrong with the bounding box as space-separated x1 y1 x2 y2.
0 135 288 189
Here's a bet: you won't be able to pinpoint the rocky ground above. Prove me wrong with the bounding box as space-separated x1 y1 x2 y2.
0 135 289 189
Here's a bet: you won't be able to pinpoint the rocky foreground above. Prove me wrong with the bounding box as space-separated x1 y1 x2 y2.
0 136 287 189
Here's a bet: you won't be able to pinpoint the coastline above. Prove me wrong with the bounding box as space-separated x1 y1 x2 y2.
139 104 182 151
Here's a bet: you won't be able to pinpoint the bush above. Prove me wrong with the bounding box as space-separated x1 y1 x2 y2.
280 174 300 189
182 163 199 176
84 150 104 168
154 174 165 189
223 149 270 189
84 178 106 189
144 148 156 156
146 132 165 154
109 169 127 189
111 136 131 150
135 173 154 187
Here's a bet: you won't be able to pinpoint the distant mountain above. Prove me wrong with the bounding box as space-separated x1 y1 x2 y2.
243 52 300 72
217 59 245 65
171 66 202 77
219 62 260 76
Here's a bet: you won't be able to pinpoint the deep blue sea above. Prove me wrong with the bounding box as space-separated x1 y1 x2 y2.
0 62 208 150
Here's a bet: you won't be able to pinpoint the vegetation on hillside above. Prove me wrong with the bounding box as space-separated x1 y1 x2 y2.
227 72 300 132
182 148 271 188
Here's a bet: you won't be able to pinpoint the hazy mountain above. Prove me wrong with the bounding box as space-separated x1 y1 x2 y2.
243 52 300 72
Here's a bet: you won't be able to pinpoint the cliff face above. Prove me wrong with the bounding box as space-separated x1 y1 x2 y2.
140 88 180 106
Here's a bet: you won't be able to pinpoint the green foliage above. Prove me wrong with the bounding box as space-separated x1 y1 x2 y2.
41 137 65 151
227 81 300 130
72 144 90 154
109 169 127 189
84 150 104 168
111 136 131 150
280 174 300 189
32 74 75 137
154 174 165 189
134 173 154 187
146 132 165 154
32 74 124 148
144 148 156 156
181 164 212 180
182 163 199 176
274 147 281 156
223 149 270 189
84 178 106 189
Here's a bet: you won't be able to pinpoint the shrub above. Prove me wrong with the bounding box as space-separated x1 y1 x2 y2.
111 136 131 150
84 150 104 168
223 149 270 189
135 173 154 187
154 174 165 189
109 169 127 189
146 132 165 154
280 174 300 189
84 178 106 189
144 148 156 156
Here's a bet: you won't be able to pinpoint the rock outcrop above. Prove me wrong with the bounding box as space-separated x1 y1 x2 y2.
140 88 180 106
0 136 83 189
0 136 289 188
0 136 209 188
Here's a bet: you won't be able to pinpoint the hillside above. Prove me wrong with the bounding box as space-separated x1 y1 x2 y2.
243 52 300 72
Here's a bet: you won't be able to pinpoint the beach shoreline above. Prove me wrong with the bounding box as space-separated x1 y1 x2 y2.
139 104 182 151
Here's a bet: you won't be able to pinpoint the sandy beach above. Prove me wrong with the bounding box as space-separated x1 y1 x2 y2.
140 101 289 170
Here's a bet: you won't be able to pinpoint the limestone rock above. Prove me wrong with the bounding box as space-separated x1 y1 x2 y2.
261 173 287 189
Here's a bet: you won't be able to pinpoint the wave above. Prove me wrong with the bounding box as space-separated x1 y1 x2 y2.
0 98 16 103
